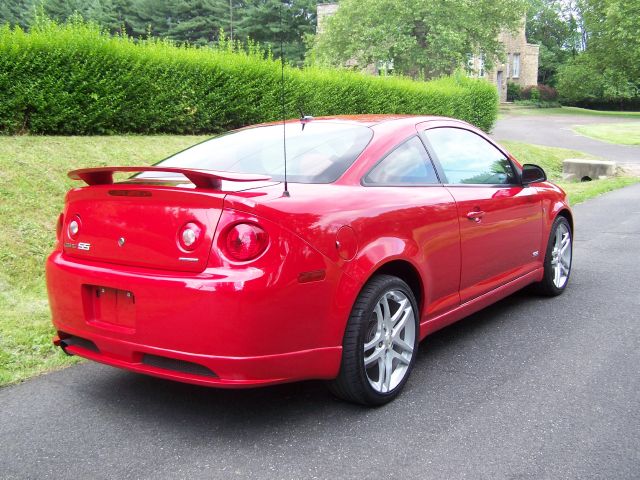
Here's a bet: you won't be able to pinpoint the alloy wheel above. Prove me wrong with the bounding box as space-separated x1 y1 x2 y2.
363 290 416 393
550 223 572 289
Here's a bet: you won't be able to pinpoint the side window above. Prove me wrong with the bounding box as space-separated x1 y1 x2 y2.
423 128 516 185
364 137 439 185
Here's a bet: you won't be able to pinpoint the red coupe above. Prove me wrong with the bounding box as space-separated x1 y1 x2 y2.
46 115 573 405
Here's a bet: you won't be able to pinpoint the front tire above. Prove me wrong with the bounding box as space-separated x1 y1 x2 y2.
328 275 419 406
534 216 573 296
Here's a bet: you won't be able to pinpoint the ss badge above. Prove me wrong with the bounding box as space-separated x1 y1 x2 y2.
78 242 91 251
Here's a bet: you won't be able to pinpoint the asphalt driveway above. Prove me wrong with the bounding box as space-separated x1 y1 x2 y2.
1 184 639 479
492 112 640 173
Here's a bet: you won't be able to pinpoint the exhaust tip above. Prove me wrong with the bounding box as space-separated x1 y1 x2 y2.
55 333 99 356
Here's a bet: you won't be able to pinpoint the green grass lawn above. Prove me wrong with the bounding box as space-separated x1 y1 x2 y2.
573 122 640 145
0 135 637 387
501 105 640 119
0 135 207 386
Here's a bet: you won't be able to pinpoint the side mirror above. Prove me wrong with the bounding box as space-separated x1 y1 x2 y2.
521 164 547 185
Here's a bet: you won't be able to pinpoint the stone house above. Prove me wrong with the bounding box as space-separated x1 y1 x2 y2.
316 3 539 102
316 2 339 34
469 22 539 102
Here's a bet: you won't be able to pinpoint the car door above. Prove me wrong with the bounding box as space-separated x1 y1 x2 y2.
362 135 461 319
420 125 542 303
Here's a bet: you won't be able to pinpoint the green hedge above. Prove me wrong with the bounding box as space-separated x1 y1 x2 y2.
0 20 498 135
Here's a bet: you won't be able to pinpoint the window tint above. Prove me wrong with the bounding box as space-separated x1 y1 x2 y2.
423 128 515 185
139 122 373 184
364 137 438 185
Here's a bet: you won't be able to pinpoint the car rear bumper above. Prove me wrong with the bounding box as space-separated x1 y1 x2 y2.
46 251 346 387
53 330 341 388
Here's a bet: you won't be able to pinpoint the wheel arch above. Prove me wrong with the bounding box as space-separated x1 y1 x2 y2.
556 208 574 233
365 259 424 315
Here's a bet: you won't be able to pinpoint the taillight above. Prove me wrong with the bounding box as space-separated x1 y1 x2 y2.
178 222 202 251
224 223 268 261
56 213 64 241
67 215 81 239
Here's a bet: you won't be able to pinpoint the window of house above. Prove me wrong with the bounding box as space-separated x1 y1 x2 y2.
423 128 516 185
512 53 521 78
507 53 511 78
364 136 439 185
465 54 474 76
479 54 485 77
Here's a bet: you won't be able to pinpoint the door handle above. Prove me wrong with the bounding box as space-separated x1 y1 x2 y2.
466 210 485 222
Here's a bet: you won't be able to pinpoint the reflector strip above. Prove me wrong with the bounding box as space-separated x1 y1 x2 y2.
298 270 326 283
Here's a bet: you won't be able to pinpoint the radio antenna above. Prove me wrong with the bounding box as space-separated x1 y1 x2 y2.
279 0 290 197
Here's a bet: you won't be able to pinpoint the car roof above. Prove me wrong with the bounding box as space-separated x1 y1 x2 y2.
305 114 438 126
256 114 461 129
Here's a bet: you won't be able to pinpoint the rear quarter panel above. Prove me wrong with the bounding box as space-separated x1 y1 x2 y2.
224 123 463 344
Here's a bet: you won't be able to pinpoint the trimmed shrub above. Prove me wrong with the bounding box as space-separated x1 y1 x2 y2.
0 20 498 134
529 86 541 102
520 86 534 100
506 82 522 102
536 84 557 102
515 85 560 108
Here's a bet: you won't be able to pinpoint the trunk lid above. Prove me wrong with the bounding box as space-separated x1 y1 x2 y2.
63 184 223 273
62 166 275 273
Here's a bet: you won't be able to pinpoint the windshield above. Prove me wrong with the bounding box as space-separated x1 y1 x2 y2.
142 122 373 184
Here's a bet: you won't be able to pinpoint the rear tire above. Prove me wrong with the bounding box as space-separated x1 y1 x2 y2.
328 275 419 406
533 216 573 296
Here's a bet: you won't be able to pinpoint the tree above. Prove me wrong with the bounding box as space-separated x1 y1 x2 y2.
123 0 230 44
309 0 528 79
0 0 38 28
525 0 583 85
580 0 640 85
236 0 317 64
557 0 640 107
28 0 318 62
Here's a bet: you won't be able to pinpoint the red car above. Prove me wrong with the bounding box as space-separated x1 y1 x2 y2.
46 115 573 405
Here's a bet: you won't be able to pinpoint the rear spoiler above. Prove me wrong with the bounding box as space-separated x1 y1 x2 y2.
68 166 271 189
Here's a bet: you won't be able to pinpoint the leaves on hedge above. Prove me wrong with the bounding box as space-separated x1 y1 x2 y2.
0 20 498 135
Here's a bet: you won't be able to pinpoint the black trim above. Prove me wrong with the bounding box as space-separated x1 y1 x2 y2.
142 354 218 378
60 335 99 353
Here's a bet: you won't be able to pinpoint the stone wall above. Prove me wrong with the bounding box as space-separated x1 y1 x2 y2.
316 3 339 35
485 22 539 102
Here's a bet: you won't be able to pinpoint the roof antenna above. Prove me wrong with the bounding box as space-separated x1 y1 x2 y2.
279 0 290 197
299 103 313 131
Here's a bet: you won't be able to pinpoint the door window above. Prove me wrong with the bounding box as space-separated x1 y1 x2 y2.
423 128 516 185
364 136 439 185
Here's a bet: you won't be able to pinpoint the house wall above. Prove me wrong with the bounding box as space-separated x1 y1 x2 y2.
486 25 539 101
317 3 339 34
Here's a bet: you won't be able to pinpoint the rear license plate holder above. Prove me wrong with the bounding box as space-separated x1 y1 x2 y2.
84 285 136 332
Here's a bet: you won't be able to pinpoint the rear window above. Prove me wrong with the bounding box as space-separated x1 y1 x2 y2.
142 122 373 184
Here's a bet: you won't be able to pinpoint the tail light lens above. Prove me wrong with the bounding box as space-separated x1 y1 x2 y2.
67 215 81 239
178 222 202 251
224 223 268 261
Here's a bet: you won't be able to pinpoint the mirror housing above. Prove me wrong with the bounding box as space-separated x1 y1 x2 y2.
521 164 547 185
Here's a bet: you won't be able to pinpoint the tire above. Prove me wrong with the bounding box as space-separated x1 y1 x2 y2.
533 216 573 296
328 274 420 406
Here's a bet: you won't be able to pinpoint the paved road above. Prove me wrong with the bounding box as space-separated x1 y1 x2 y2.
2 185 640 480
492 113 640 173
